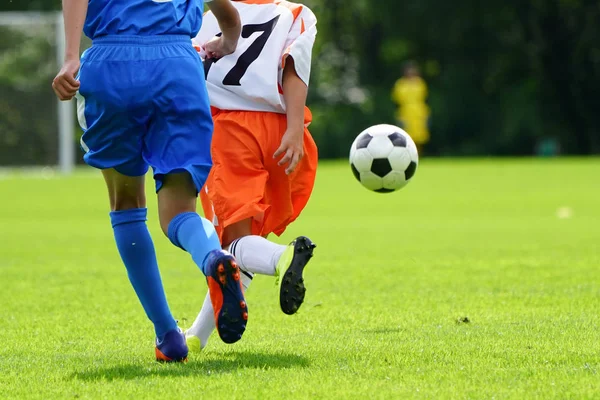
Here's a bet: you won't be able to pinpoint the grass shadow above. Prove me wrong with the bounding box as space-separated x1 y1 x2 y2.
70 350 310 381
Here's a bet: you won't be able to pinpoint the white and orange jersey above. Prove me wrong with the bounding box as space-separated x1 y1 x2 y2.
192 0 317 113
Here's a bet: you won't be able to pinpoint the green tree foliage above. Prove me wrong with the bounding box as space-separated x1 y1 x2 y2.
0 23 59 165
306 0 600 156
2 0 60 12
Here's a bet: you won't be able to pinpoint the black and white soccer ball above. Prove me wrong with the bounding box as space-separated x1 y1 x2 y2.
349 124 419 193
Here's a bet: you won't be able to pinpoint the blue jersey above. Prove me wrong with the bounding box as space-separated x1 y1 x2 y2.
84 0 204 39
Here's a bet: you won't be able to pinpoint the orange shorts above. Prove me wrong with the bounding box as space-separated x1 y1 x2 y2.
200 108 318 243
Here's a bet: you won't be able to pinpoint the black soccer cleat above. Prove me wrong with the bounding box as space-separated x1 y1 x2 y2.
276 236 316 315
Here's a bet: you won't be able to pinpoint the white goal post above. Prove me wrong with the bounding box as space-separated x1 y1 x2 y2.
54 12 76 174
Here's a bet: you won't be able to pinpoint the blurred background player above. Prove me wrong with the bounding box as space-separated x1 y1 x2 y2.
392 61 431 154
185 0 318 352
51 0 245 362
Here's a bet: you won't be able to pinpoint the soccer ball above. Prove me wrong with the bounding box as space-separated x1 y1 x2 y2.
349 124 419 193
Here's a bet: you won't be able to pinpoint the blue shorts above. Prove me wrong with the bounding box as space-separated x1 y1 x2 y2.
77 35 213 192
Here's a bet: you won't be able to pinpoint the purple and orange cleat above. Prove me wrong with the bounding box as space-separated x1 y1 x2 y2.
204 250 248 344
155 328 188 363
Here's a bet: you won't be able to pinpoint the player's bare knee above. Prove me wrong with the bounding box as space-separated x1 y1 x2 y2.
222 219 253 247
111 193 146 211
102 169 146 211
108 185 146 210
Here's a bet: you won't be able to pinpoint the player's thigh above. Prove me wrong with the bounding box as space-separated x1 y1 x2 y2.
144 54 213 194
102 169 146 211
77 57 149 178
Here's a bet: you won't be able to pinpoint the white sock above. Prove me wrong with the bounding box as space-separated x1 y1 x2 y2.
229 235 287 276
187 261 253 347
186 290 216 347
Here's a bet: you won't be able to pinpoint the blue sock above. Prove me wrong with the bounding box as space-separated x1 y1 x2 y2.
110 208 178 339
167 212 221 275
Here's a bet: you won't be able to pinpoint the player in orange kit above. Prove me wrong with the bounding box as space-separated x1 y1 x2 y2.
185 0 319 351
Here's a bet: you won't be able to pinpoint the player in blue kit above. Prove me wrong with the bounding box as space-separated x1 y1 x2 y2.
52 0 245 363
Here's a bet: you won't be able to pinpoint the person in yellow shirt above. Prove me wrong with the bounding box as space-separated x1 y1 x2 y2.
392 62 431 154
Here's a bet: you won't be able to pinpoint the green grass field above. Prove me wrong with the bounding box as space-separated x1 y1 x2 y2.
1 158 600 399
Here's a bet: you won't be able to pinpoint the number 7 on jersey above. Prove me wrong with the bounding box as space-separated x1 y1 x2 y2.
204 15 280 86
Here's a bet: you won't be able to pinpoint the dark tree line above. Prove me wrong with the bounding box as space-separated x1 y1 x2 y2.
1 0 598 165
306 0 600 157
